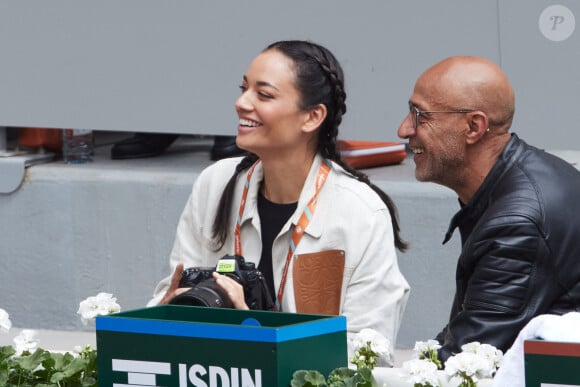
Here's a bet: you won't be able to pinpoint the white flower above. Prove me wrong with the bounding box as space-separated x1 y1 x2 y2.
401 358 441 386
74 344 92 355
444 351 491 383
77 292 121 325
413 339 443 369
460 341 482 353
349 328 393 369
351 328 391 356
0 308 12 333
414 339 442 355
460 341 503 376
13 329 39 355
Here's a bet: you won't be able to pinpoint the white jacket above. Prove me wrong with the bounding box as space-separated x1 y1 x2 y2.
149 154 410 357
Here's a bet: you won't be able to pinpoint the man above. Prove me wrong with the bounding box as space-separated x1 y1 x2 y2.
398 55 580 361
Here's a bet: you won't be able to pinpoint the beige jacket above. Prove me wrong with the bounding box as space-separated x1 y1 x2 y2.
149 154 410 358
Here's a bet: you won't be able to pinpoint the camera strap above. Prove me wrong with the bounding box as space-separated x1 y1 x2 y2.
234 158 332 311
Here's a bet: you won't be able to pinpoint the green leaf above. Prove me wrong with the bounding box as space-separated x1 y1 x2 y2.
291 369 327 386
44 353 89 384
328 367 378 387
327 367 355 382
51 352 73 369
0 344 99 386
355 367 374 380
81 375 98 387
0 346 16 362
0 369 8 386
14 348 51 372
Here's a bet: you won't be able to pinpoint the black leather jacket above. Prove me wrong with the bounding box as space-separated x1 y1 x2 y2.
436 134 580 361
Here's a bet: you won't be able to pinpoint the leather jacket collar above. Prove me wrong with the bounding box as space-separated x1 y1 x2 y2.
443 133 524 245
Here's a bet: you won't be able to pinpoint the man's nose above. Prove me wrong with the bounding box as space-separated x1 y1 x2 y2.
397 114 415 139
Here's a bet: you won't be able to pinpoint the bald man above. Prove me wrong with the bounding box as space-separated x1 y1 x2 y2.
398 56 580 361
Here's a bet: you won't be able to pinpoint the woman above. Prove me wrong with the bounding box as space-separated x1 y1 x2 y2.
148 40 409 361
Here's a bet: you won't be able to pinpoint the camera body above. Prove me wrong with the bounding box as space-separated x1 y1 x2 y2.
168 255 274 310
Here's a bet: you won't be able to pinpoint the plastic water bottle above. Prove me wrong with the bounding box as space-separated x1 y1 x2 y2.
62 129 94 164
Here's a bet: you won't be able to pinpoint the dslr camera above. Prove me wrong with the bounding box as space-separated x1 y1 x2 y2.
169 255 274 310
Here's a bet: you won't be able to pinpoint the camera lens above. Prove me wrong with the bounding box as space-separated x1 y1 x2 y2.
169 279 233 308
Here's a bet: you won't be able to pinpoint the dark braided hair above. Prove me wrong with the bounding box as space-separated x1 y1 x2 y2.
212 40 407 251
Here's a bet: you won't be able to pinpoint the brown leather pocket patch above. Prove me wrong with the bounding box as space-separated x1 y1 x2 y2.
293 249 345 315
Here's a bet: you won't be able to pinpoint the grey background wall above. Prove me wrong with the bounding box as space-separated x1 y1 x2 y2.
1 1 578 148
0 1 578 349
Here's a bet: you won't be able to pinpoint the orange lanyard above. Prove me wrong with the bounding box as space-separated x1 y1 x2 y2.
234 159 332 311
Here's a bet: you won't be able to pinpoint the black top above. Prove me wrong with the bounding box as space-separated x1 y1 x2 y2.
257 192 297 302
436 133 580 361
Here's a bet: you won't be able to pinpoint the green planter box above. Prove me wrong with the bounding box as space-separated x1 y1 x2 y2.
96 305 347 386
525 340 580 387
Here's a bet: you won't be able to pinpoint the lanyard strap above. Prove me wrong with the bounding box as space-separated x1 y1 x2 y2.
234 160 259 256
234 159 332 310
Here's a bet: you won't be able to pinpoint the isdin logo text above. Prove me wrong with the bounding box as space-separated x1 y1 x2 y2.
112 359 263 387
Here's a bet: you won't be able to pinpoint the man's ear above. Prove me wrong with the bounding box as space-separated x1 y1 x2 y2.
465 111 489 144
302 104 327 133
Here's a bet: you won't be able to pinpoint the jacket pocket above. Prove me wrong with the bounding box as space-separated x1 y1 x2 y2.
293 249 345 315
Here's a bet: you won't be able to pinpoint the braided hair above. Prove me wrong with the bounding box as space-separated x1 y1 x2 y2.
212 40 407 251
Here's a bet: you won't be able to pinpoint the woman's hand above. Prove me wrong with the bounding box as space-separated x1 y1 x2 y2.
158 262 190 305
213 272 249 310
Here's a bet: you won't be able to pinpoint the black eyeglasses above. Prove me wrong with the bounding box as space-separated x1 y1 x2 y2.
409 103 476 129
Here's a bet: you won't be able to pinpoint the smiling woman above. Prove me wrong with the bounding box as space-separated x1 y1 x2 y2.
148 40 410 363
235 49 321 170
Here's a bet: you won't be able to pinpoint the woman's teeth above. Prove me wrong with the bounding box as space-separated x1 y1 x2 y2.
239 119 260 127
